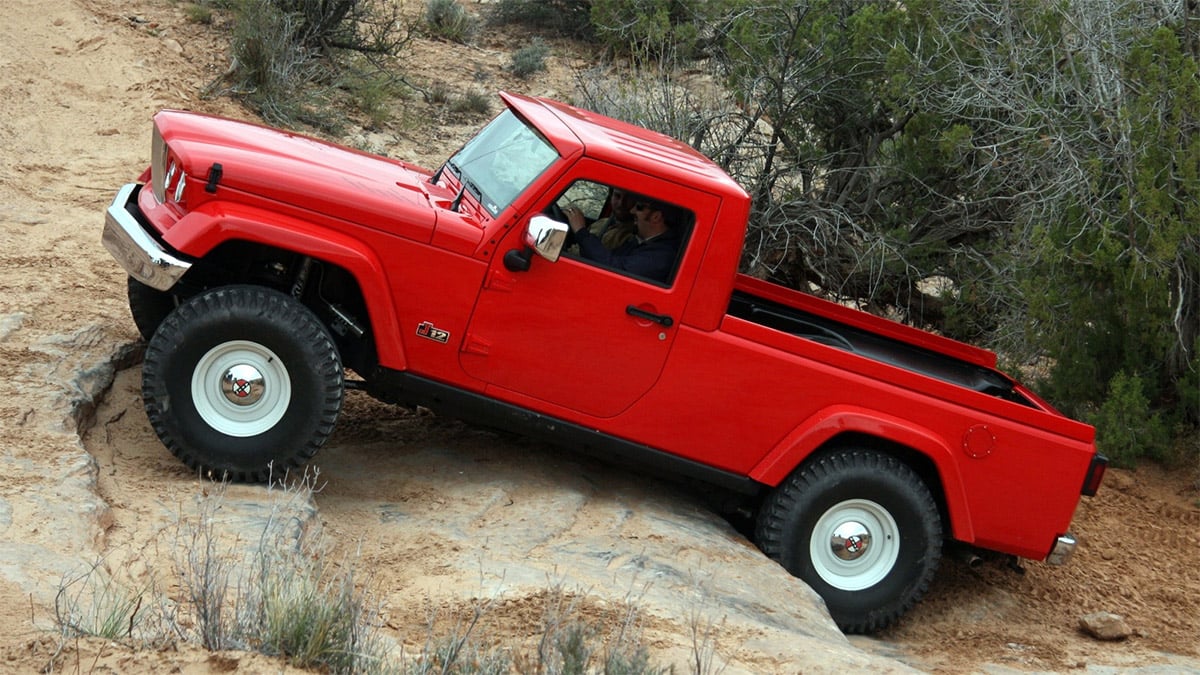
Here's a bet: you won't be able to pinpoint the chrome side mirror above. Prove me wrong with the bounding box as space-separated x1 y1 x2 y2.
525 215 567 262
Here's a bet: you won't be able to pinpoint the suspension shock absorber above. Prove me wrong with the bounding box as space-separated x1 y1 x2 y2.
291 256 314 299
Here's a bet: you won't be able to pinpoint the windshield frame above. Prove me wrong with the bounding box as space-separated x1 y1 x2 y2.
444 109 560 217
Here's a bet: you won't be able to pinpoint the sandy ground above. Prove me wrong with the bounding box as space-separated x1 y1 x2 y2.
0 0 1197 672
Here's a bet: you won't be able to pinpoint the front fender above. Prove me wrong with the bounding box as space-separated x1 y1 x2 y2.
164 200 406 370
749 404 974 543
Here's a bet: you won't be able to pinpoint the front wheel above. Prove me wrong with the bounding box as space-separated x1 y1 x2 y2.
756 449 942 633
142 285 343 482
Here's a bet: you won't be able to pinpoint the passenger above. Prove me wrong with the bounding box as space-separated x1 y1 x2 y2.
589 187 637 250
564 196 682 283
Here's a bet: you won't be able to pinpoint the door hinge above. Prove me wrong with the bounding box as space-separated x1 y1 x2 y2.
485 268 515 292
462 334 491 356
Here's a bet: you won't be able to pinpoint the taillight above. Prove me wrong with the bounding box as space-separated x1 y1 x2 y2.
1082 454 1107 497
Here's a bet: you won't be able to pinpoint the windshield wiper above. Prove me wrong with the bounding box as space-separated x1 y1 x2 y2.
432 158 460 187
450 175 482 213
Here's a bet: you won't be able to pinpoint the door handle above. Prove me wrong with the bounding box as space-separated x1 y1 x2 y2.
626 305 674 327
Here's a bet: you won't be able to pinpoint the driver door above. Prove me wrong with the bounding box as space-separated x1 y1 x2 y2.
459 169 705 419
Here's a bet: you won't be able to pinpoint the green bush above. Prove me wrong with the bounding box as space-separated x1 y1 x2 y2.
508 38 550 78
222 0 331 128
338 64 405 127
208 0 414 130
53 560 152 642
1091 371 1171 467
590 0 722 58
425 0 478 43
256 550 381 672
488 0 594 40
185 3 216 24
448 89 491 115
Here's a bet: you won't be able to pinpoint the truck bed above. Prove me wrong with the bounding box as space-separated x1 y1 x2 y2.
728 289 1033 406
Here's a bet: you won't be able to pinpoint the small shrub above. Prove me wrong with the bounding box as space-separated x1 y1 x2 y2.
170 474 396 672
508 38 550 79
339 66 403 127
1091 371 1171 467
256 550 381 672
449 90 491 115
53 561 151 642
589 0 714 59
220 0 332 128
488 0 594 40
185 3 215 24
426 80 451 104
425 0 478 43
207 0 416 130
573 64 726 151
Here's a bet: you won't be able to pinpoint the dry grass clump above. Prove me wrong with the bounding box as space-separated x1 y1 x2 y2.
48 472 702 674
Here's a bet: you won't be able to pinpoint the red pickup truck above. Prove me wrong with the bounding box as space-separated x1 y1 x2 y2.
102 91 1106 633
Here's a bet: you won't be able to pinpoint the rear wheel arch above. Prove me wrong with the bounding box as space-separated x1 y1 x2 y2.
816 433 950 532
750 409 973 544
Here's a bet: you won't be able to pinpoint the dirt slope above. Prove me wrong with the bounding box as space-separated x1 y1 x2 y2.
0 0 1197 672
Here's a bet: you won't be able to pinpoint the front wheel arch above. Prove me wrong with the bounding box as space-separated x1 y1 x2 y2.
168 203 406 368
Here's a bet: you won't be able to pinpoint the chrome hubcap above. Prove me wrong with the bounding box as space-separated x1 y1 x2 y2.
810 499 900 591
830 521 872 561
192 340 291 437
221 364 265 406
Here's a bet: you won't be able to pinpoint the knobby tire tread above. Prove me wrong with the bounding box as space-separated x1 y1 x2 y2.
755 449 942 634
142 285 342 482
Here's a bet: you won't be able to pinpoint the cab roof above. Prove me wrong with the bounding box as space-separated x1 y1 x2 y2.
500 91 749 201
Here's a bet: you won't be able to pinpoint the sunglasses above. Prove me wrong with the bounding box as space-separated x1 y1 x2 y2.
632 202 659 212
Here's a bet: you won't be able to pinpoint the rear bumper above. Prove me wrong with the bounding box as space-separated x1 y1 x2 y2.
101 183 192 291
1046 533 1077 566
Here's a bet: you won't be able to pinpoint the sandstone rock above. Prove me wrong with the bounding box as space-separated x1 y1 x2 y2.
1080 611 1132 640
0 330 917 673
0 313 24 341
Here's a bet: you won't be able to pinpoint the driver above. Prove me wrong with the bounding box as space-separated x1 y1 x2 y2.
564 196 682 283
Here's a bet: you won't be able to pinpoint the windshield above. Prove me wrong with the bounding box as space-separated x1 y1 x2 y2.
445 109 560 217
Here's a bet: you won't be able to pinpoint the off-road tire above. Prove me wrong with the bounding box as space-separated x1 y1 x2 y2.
142 285 343 482
756 449 942 633
127 276 178 341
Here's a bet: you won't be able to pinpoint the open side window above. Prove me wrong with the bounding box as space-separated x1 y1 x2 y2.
546 179 693 288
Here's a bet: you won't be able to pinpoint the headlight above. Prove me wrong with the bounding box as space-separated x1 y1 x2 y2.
151 125 188 205
151 125 167 203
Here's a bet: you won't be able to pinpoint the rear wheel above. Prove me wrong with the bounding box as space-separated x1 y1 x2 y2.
756 449 942 633
142 285 343 482
127 276 178 341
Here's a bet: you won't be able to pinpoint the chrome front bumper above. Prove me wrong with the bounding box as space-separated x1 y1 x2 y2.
101 183 192 291
1046 533 1077 566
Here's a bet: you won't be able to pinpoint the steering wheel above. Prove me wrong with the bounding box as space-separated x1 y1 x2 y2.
546 200 568 224
545 200 580 248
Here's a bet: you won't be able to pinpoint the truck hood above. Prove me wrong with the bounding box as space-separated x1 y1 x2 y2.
153 110 442 238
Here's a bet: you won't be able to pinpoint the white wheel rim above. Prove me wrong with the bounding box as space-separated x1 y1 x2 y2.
191 340 291 437
810 498 900 591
